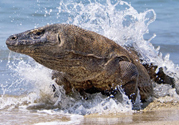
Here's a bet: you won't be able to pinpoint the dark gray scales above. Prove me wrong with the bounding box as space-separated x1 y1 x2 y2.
6 24 174 102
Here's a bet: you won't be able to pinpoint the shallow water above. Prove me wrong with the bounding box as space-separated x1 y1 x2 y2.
0 0 179 124
1 109 179 125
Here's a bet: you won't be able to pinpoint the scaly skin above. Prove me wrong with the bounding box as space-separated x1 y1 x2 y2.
6 24 154 101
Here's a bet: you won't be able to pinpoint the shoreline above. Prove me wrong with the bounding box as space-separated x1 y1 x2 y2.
84 99 179 125
0 96 179 125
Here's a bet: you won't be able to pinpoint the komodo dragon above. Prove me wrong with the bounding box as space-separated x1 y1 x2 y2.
6 24 174 102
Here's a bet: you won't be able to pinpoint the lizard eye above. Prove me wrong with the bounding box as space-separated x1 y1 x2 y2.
30 30 45 39
35 32 41 36
32 30 45 36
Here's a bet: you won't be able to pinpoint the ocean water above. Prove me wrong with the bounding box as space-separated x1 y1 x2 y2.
0 0 179 124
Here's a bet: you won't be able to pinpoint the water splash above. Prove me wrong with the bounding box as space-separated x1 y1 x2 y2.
57 0 179 81
1 52 134 115
2 0 179 115
58 0 179 93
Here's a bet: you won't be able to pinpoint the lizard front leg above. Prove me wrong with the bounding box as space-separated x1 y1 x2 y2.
51 71 90 99
102 57 139 102
51 71 72 94
118 61 139 102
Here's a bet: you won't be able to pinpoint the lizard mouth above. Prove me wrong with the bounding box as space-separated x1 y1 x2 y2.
6 35 47 53
6 35 47 46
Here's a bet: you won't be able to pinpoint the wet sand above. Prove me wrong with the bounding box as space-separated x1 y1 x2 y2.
84 99 179 125
84 110 179 125
1 99 179 125
1 109 179 125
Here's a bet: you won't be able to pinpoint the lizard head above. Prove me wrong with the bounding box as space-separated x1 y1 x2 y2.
6 24 90 71
6 24 62 56
6 24 108 71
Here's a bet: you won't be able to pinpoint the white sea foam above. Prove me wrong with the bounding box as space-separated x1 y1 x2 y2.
1 0 179 116
34 114 83 125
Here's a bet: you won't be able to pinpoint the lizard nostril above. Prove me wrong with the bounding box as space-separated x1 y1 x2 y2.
11 35 17 40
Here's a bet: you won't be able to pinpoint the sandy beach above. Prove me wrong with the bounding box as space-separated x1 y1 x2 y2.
84 99 179 125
